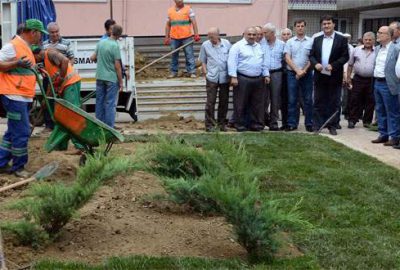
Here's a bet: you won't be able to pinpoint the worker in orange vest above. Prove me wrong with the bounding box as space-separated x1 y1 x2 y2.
0 19 47 178
164 0 201 78
32 46 84 152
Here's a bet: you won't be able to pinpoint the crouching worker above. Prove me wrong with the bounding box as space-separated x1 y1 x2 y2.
0 19 47 178
32 46 84 152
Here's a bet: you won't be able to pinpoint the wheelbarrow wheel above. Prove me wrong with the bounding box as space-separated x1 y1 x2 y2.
79 154 87 166
29 106 45 127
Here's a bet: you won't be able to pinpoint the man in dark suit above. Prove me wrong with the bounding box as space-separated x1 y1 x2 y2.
310 15 349 135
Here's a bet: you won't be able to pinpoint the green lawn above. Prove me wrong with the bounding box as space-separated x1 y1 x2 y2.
34 133 400 269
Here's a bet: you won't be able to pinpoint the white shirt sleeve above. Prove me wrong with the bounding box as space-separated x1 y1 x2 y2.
0 43 16 62
396 53 400 79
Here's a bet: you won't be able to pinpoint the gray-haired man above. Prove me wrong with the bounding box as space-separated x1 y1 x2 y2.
43 22 74 64
199 27 231 132
261 23 285 130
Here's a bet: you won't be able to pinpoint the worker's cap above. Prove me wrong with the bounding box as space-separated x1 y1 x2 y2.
30 45 42 54
25 19 49 35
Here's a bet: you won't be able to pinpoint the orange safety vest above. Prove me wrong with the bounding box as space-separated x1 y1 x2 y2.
44 50 80 94
0 36 36 98
168 5 193 39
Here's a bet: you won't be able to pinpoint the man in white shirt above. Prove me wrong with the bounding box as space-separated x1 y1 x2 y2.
371 26 400 148
309 15 349 135
228 27 270 132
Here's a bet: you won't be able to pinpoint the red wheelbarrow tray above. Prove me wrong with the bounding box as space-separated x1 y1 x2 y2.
44 98 125 152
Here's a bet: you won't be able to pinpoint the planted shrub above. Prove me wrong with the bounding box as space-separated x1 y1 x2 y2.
3 152 134 246
140 136 310 262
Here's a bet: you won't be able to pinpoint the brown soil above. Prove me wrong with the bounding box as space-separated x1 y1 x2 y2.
117 112 206 135
0 139 246 269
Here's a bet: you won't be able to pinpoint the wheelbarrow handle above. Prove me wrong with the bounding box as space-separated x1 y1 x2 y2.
30 68 57 122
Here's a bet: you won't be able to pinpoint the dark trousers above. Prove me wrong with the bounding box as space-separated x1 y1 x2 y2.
264 71 282 128
313 74 342 129
205 80 229 128
348 75 375 124
234 74 265 130
281 71 288 127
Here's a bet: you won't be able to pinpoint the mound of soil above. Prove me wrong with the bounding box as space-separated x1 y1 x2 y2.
118 113 205 135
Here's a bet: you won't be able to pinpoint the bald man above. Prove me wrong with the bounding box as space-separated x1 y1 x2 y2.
228 27 270 132
199 27 231 131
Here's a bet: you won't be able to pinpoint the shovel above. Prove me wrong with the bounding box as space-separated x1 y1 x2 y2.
0 162 59 193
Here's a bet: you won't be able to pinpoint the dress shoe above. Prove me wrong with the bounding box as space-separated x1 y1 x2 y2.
227 122 235 128
335 124 342 130
371 137 389 143
328 127 337 135
236 126 247 132
285 126 297 132
280 125 288 131
348 121 355 129
269 126 279 131
305 125 313 132
219 125 227 132
383 139 399 146
392 143 400 149
363 123 371 128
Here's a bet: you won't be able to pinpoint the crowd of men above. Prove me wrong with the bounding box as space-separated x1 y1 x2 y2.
198 15 400 150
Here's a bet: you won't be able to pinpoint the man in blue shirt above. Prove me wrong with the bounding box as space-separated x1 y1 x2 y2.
262 23 285 130
228 27 270 132
285 19 314 132
199 27 231 132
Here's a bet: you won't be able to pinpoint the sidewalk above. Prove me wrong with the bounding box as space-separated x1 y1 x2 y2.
321 124 400 169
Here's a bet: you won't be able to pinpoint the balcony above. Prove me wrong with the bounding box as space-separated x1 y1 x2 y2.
288 0 337 10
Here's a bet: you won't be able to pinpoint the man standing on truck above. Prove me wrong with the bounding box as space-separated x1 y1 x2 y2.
0 19 47 178
164 0 200 78
32 46 84 152
91 24 123 128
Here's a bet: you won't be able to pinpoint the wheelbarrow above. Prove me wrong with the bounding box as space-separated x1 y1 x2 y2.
32 68 125 164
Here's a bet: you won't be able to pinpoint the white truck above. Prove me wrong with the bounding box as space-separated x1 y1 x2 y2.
0 0 138 122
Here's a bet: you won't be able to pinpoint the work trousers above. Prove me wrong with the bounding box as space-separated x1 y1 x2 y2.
348 75 375 124
46 82 84 151
264 71 282 128
205 80 229 129
313 74 342 130
234 74 265 130
0 96 30 172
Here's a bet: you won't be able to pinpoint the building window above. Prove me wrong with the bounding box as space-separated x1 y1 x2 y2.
185 0 252 3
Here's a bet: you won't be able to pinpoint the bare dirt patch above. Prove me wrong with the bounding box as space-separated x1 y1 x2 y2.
1 140 246 269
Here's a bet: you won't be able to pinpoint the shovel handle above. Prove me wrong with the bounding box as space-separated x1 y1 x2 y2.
0 177 36 193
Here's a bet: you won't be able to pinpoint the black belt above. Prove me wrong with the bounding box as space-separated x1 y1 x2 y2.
374 77 386 82
237 72 262 79
269 68 283 73
354 74 373 80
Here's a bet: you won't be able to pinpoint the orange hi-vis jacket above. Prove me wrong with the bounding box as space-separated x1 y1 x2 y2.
0 36 36 98
44 50 80 94
168 5 193 40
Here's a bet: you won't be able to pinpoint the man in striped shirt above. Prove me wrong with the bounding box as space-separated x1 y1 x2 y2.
43 22 74 64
